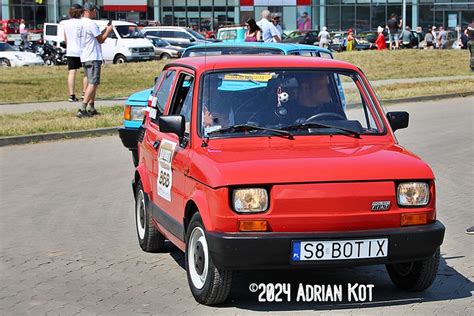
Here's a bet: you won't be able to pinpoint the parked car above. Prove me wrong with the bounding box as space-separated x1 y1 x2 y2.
216 26 246 42
283 29 319 45
141 26 213 49
328 32 375 51
127 55 445 305
0 42 44 67
145 36 183 60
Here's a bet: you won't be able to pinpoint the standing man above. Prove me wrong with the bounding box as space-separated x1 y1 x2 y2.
272 13 283 41
257 10 281 43
318 26 330 48
437 26 447 49
77 3 113 118
62 3 87 102
468 22 474 71
19 19 30 49
386 14 402 49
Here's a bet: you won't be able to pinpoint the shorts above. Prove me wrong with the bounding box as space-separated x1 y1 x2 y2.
67 56 81 70
388 33 399 43
83 60 102 85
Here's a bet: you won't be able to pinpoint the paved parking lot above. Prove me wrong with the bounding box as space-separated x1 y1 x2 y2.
0 97 473 315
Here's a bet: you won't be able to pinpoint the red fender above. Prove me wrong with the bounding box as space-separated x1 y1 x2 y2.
135 163 152 195
188 188 214 231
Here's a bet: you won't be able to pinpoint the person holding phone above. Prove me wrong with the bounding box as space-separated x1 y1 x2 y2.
77 2 113 118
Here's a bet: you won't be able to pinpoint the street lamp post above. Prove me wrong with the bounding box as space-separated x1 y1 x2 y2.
402 0 406 29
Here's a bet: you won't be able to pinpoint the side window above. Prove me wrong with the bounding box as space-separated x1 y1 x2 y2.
151 70 176 123
176 31 192 39
169 73 194 134
45 25 57 36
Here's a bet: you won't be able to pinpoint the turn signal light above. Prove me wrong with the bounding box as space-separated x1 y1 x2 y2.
124 105 131 120
239 220 268 232
401 213 428 226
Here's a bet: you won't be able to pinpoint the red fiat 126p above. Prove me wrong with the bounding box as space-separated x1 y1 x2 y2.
131 55 445 305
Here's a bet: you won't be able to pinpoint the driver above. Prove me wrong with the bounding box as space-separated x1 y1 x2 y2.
201 75 234 133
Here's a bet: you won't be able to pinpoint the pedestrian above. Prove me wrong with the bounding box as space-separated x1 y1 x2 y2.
272 13 283 41
0 29 7 43
61 3 87 102
431 26 438 48
257 10 281 43
424 28 434 49
297 12 311 31
375 26 386 50
244 18 261 42
19 19 30 49
345 29 354 52
77 3 113 118
460 27 468 49
399 26 414 48
318 26 330 48
386 14 402 49
468 22 474 71
437 26 447 49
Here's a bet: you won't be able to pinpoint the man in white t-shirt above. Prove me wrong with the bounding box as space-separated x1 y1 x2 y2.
318 26 330 48
77 2 113 118
61 3 87 102
272 13 283 41
257 10 281 43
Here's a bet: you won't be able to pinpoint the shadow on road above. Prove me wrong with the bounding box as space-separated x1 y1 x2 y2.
165 245 472 311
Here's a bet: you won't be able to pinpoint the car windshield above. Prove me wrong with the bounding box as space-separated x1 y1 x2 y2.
188 29 206 40
116 25 144 38
199 70 385 138
183 47 284 57
149 37 170 47
0 42 16 51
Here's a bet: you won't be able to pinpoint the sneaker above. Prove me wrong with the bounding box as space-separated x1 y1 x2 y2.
76 109 90 118
466 226 474 235
68 95 79 102
87 108 101 116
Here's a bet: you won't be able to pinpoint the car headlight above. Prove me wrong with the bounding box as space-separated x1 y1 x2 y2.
14 54 24 61
397 182 429 206
129 48 139 53
232 188 268 213
124 105 146 121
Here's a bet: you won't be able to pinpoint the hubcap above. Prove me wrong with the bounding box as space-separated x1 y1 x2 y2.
136 190 146 240
393 262 414 276
188 226 209 289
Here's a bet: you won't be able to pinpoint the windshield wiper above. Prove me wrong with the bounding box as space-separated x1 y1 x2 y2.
206 124 294 139
282 122 361 138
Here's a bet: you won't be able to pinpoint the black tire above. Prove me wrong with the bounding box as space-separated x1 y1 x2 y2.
185 213 232 305
132 150 139 167
386 248 440 291
135 180 165 252
160 53 171 60
0 58 11 67
114 54 127 64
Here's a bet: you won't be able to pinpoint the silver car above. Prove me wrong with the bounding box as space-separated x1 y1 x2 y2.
146 36 183 60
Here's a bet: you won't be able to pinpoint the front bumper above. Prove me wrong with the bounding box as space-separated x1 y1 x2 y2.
118 127 138 151
206 221 445 270
128 54 155 62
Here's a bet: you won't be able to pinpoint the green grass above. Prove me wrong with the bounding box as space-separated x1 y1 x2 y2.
0 106 122 137
0 50 472 104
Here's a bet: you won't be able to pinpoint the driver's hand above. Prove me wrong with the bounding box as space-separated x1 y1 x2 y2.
203 106 214 127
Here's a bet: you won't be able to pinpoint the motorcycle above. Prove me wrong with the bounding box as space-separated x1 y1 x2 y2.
40 42 67 66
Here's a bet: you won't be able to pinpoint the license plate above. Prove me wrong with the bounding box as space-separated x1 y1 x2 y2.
291 238 388 261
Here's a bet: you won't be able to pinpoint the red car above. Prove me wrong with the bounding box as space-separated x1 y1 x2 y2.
131 55 445 305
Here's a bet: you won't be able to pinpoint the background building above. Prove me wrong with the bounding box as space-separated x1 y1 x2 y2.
2 0 474 33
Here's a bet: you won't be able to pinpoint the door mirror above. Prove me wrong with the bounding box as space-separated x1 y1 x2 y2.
159 115 185 140
386 111 409 132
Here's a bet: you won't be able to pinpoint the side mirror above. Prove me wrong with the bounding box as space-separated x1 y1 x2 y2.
386 111 409 132
159 115 185 140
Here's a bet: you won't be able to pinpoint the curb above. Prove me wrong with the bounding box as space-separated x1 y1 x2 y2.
0 127 119 147
1 92 473 147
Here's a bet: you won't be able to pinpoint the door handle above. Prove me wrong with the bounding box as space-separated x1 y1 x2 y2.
153 140 160 150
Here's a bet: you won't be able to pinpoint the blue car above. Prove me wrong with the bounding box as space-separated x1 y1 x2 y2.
118 43 334 165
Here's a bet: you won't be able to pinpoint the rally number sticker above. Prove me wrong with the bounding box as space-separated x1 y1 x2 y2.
157 139 177 201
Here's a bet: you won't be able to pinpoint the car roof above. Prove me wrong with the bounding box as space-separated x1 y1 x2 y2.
165 55 357 72
217 26 246 31
183 42 332 54
142 26 189 30
95 20 136 26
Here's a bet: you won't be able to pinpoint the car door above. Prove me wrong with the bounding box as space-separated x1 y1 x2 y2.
102 27 118 62
153 70 195 236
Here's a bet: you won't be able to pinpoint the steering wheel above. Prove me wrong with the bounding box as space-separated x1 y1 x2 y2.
305 112 346 122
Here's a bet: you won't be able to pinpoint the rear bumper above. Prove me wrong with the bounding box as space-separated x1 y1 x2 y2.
206 221 445 270
118 127 138 151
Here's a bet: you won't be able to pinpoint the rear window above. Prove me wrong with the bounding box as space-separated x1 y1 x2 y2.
182 47 283 57
45 25 57 36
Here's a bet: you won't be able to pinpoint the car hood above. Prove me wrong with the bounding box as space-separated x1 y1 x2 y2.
0 51 41 61
188 138 434 188
126 88 152 106
283 36 304 43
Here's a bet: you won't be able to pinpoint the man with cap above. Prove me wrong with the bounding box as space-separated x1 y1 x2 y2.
61 3 87 102
77 2 113 118
272 13 283 41
257 10 281 43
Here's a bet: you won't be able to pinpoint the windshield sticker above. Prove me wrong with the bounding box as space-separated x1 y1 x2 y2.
157 139 177 202
224 73 273 82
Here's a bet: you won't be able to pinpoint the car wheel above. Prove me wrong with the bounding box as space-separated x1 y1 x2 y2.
185 213 232 305
0 58 11 67
386 248 440 291
114 54 127 64
160 53 171 60
135 180 165 252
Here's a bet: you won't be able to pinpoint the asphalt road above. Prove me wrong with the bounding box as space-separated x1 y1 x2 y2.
1 97 473 315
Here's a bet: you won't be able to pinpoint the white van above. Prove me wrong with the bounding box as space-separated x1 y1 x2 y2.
43 20 154 64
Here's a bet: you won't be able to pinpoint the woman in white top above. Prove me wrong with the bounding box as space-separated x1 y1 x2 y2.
62 3 87 102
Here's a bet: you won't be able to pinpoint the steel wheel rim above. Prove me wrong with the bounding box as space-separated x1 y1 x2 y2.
136 190 146 240
188 226 209 289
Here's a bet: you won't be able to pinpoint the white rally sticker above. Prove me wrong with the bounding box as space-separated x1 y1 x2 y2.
151 96 157 108
149 108 157 119
157 139 177 202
